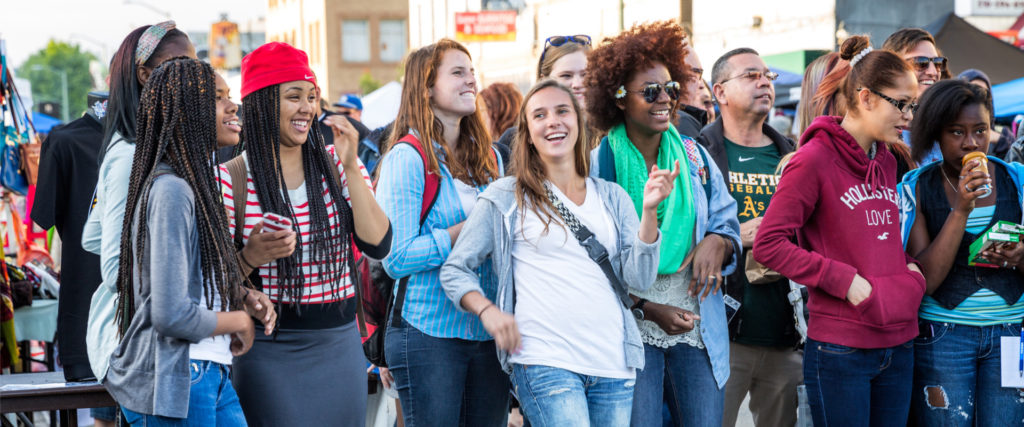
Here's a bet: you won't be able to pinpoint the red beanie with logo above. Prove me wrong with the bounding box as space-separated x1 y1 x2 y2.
240 42 317 99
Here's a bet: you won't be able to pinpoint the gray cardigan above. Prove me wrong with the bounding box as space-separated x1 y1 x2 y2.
440 176 660 374
104 166 220 419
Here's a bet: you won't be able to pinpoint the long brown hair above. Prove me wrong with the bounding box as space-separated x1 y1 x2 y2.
798 52 841 136
387 38 497 186
512 79 589 233
480 82 523 140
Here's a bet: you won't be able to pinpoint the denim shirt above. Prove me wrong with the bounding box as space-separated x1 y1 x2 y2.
440 177 661 373
589 143 741 389
375 140 504 340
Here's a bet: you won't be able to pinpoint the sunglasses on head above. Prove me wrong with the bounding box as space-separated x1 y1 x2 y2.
626 81 681 103
907 56 947 72
539 35 592 66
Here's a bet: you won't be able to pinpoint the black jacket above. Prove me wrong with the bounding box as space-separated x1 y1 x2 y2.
675 104 709 139
697 117 797 342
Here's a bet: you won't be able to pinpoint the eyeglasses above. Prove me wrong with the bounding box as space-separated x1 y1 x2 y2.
625 81 681 103
906 56 947 73
539 35 592 66
719 70 779 85
862 88 917 114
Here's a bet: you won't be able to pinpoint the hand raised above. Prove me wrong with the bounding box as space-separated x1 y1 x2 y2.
642 161 681 212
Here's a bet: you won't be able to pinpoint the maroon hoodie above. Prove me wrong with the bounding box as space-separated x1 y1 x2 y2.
753 116 924 349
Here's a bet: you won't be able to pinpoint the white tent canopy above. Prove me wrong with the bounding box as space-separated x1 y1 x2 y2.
360 81 402 131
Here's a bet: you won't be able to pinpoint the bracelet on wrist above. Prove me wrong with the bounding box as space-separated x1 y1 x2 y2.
476 304 495 317
239 250 256 270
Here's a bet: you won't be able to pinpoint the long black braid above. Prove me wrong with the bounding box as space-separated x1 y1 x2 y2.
115 57 245 334
238 86 356 312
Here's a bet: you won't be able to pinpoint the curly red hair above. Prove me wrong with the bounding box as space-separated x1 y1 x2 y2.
584 21 692 131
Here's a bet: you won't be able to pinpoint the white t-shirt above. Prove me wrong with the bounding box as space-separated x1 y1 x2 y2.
509 178 633 379
189 287 232 365
453 178 480 218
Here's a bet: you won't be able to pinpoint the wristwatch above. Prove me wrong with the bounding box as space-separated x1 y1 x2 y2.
631 298 648 321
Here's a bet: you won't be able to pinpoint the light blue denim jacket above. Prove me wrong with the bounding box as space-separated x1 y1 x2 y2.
440 177 661 374
589 143 741 389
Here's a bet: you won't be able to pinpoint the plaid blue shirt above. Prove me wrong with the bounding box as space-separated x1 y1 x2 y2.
375 141 502 340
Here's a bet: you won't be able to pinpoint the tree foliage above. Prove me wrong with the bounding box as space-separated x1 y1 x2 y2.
16 40 97 120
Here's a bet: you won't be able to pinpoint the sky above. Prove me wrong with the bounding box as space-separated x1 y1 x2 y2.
1 0 266 68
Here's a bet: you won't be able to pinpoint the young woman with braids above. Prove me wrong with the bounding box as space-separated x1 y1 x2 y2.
374 39 508 426
217 42 391 427
441 79 669 426
79 22 199 426
103 57 255 426
584 21 741 426
753 35 926 425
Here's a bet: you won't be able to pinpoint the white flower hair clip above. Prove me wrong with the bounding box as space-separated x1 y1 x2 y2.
850 46 874 67
615 85 627 99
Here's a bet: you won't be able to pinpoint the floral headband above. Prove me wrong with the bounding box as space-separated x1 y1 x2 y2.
135 21 177 66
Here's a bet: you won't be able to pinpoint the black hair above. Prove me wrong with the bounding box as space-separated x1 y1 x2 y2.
239 85 356 310
711 47 760 85
100 25 189 165
910 79 993 163
116 57 243 333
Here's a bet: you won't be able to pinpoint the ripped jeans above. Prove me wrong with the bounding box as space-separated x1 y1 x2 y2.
511 364 635 427
911 320 1024 426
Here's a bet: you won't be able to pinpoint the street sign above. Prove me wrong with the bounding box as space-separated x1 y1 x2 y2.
455 11 517 42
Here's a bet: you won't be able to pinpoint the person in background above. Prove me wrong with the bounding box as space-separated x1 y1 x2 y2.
220 42 391 427
753 35 926 426
442 78 668 426
958 68 1013 159
32 91 107 384
1009 114 1024 164
496 34 595 150
882 27 948 164
898 79 1024 426
480 82 523 145
80 21 197 426
335 93 364 121
698 47 801 427
585 21 741 427
701 81 717 124
375 38 508 426
104 57 263 427
798 53 842 137
675 46 710 138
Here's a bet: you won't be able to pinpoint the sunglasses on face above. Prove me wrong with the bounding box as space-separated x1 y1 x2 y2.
539 34 592 66
907 56 947 72
626 81 681 103
720 70 779 85
863 88 917 115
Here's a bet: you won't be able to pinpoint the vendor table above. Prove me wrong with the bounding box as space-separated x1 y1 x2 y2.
1 372 114 427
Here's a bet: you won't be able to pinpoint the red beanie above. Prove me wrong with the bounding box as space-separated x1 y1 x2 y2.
240 42 317 99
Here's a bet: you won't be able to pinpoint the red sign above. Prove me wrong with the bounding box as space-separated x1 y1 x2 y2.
455 11 517 42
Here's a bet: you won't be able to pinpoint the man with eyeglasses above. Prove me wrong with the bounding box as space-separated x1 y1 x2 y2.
883 28 948 164
698 47 801 427
675 46 711 139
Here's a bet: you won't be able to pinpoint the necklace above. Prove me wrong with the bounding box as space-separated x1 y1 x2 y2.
940 165 958 193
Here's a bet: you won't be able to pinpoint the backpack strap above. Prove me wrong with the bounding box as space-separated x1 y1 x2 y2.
225 155 248 248
597 137 617 182
388 133 441 321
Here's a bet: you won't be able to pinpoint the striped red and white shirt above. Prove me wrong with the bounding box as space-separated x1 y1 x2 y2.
217 145 373 304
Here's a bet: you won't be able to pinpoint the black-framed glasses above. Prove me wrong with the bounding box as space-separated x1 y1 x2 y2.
907 56 947 72
539 35 592 66
625 81 681 103
719 70 779 85
862 88 917 114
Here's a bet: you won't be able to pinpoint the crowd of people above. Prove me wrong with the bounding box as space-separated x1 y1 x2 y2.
30 16 1024 427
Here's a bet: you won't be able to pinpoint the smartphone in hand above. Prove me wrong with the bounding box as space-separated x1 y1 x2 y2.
261 212 293 233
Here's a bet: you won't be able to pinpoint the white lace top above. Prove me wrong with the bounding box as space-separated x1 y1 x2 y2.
631 267 705 349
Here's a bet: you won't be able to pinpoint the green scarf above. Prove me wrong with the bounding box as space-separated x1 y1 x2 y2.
607 123 695 274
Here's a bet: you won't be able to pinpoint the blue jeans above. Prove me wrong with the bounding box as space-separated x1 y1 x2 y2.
911 321 1024 426
631 343 723 427
512 364 634 427
804 338 913 427
385 316 509 426
121 360 246 427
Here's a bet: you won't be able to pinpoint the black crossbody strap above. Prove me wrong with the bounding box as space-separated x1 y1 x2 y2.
545 185 634 309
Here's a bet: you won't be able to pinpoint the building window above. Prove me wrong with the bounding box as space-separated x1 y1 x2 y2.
379 20 406 63
342 20 371 62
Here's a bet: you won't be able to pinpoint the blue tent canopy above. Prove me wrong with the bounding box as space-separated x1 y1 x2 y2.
31 111 62 134
993 76 1024 119
770 67 803 107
